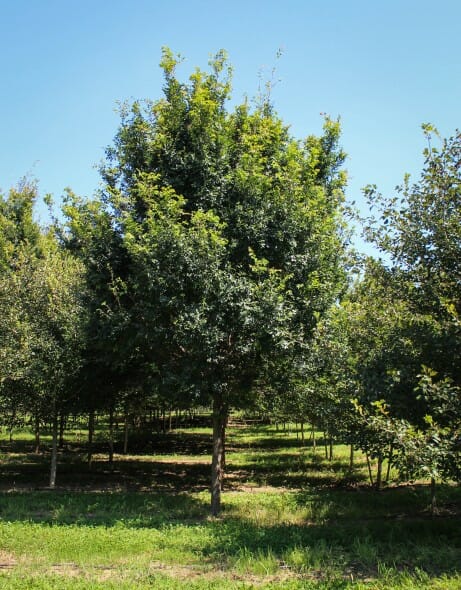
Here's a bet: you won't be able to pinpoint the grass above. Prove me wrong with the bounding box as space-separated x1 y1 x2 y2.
0 421 459 588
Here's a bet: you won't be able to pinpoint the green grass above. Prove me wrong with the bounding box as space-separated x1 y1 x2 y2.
0 421 459 588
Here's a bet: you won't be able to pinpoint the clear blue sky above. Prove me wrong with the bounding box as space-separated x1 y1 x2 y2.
1 0 460 251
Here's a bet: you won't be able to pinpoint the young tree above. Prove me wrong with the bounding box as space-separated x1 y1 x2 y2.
0 244 87 485
359 127 461 488
64 49 348 514
0 182 87 485
0 181 44 435
0 180 41 269
364 126 460 342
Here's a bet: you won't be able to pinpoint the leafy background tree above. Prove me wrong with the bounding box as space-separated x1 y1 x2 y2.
353 127 461 496
0 182 87 486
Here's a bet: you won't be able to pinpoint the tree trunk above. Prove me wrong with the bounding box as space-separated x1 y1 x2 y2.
59 413 66 448
366 453 374 486
301 422 305 446
88 410 95 468
385 445 393 483
349 444 354 470
34 415 41 454
376 455 383 490
108 406 114 468
221 414 227 481
155 408 161 434
430 477 437 516
49 405 58 488
211 394 227 516
311 424 316 453
123 413 129 455
9 409 15 442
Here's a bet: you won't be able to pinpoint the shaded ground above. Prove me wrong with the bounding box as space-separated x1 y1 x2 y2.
0 427 367 492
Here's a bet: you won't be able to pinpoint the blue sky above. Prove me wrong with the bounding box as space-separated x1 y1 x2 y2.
1 0 460 251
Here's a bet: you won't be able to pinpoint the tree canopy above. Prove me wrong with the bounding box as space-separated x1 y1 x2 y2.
62 48 349 513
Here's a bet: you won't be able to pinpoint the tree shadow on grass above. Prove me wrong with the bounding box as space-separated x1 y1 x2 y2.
0 479 459 582
204 514 461 581
115 431 213 455
1 430 214 457
0 439 369 496
225 451 368 489
229 436 314 452
210 485 461 581
0 453 212 492
0 450 367 495
0 489 208 527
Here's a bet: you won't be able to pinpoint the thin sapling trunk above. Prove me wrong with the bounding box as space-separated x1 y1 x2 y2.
430 477 437 516
376 455 383 490
211 394 227 516
108 406 114 468
34 415 41 454
88 409 95 468
366 452 374 486
49 403 58 488
385 445 393 483
123 413 129 454
349 444 354 470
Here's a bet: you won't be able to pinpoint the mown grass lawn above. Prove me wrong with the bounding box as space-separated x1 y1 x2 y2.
0 422 459 588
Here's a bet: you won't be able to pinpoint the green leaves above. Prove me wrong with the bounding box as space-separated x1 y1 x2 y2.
353 128 461 484
78 48 348 413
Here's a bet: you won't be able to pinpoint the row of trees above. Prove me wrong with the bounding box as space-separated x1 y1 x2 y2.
257 125 460 504
0 50 459 513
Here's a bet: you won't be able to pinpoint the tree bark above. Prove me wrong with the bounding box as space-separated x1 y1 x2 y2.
376 455 383 490
123 413 129 455
385 445 393 483
34 415 41 454
221 414 227 481
366 453 374 486
49 404 58 488
155 408 161 434
108 406 114 468
59 413 66 448
88 409 95 468
430 477 437 516
349 444 354 470
211 394 227 516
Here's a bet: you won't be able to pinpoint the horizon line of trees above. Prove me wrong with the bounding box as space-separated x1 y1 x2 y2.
0 49 459 514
